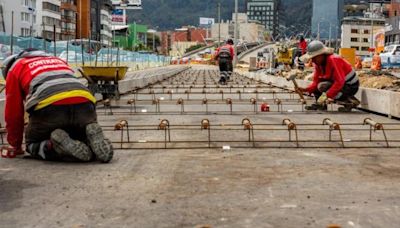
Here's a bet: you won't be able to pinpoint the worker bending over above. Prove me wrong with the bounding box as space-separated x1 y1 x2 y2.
298 41 360 112
215 39 235 85
2 49 113 162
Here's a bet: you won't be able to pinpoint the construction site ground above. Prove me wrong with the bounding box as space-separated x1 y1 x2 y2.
1 66 400 228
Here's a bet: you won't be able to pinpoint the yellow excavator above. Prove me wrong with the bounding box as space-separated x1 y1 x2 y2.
275 42 299 68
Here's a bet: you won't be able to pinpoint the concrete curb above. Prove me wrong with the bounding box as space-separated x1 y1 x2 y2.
119 65 190 94
241 71 400 118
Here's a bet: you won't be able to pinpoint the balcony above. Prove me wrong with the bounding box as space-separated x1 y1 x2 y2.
61 2 77 11
61 15 76 23
61 29 76 36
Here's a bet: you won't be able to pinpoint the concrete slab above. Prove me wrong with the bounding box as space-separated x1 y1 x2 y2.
1 66 400 228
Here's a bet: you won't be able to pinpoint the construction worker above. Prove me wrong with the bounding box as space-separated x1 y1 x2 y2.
2 48 113 162
215 39 234 85
298 36 307 55
298 41 360 112
294 36 307 70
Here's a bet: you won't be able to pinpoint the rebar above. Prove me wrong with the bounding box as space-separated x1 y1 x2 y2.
364 118 389 147
323 118 344 147
114 120 130 149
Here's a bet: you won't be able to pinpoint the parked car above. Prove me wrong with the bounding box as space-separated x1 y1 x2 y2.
380 45 400 68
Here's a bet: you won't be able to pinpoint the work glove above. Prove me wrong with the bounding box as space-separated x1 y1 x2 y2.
317 92 328 105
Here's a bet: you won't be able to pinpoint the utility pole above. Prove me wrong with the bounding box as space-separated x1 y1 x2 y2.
328 23 332 47
10 11 14 54
370 16 374 51
233 0 238 67
218 2 221 47
317 22 320 41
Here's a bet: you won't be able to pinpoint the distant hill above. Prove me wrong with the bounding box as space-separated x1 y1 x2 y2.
127 0 246 30
126 0 365 31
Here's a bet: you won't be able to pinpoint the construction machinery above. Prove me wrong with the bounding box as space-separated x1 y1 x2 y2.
79 66 129 100
274 42 301 69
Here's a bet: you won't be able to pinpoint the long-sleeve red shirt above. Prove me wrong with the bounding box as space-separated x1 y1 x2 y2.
5 55 86 148
306 54 354 99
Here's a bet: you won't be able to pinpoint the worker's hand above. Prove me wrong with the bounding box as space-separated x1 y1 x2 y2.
1 146 24 158
317 92 328 105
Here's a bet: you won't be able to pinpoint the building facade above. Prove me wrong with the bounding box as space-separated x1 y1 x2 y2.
60 0 77 40
311 0 344 40
113 23 147 50
0 0 39 37
211 13 265 43
385 0 400 45
341 16 385 56
161 27 209 56
77 0 112 44
246 0 279 37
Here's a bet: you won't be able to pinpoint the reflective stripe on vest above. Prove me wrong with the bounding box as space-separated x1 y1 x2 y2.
219 47 231 58
25 72 91 113
345 70 358 85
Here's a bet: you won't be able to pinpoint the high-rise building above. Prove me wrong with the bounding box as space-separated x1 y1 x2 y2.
77 0 112 44
311 0 344 40
38 0 62 40
246 0 280 37
60 0 77 40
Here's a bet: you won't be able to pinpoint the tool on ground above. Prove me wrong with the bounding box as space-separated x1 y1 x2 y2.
1 146 17 158
286 73 305 100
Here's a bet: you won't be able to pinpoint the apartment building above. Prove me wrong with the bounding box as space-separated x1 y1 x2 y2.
0 0 38 37
341 16 385 56
60 0 77 40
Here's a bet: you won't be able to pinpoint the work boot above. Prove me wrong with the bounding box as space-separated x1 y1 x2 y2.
86 123 114 163
338 104 353 112
51 129 93 162
348 96 361 107
338 97 360 112
305 103 327 111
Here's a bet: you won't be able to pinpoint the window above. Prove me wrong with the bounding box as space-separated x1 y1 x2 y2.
361 47 369 51
351 29 358 34
363 30 370 34
350 37 358 42
363 38 369 43
43 2 60 12
351 46 359 50
21 12 30 22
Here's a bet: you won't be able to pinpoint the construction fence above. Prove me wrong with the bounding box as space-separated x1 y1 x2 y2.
0 33 172 78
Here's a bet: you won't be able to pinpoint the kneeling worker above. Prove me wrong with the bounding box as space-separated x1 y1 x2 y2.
2 49 113 162
298 41 360 112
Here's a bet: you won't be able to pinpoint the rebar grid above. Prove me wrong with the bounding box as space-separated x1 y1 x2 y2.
105 118 399 149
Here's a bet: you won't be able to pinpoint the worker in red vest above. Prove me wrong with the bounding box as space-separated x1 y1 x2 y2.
297 41 360 112
2 49 113 162
215 39 235 85
298 36 307 55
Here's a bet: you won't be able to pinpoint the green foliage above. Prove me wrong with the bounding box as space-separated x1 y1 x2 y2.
127 0 246 30
127 0 358 32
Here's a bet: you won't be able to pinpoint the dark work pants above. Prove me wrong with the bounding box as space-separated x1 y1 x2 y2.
219 58 233 81
313 81 360 102
25 102 97 160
